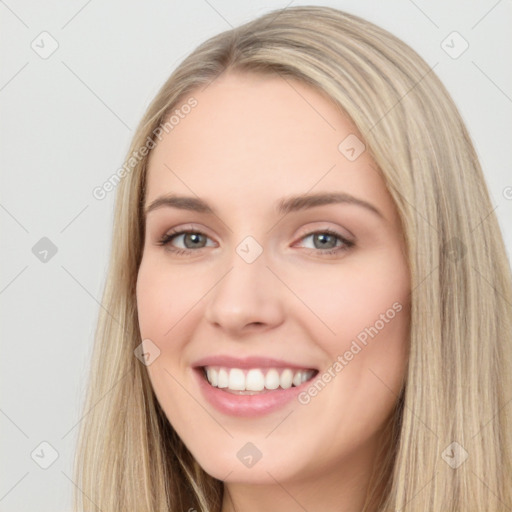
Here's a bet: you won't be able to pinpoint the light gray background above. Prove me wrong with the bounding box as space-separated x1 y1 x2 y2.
1 1 511 510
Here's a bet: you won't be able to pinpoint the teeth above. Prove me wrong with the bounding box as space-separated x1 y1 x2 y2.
206 366 218 387
229 368 245 391
246 369 265 391
280 369 293 389
217 368 229 388
203 366 316 391
265 369 280 390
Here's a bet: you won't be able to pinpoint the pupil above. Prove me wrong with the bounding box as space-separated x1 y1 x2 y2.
316 233 335 249
185 233 204 248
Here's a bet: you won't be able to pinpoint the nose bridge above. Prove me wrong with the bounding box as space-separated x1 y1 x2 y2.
204 234 284 332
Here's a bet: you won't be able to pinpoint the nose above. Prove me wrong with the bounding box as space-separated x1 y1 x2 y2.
203 248 285 336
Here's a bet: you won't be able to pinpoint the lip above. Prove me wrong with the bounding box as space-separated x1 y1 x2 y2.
191 355 318 417
193 367 316 417
192 355 317 371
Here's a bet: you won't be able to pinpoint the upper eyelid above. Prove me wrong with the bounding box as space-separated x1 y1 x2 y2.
152 213 356 238
160 223 212 237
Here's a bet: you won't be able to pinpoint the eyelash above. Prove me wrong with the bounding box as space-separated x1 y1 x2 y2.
156 227 354 257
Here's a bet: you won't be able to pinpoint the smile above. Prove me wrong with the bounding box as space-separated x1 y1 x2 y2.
192 355 320 416
202 366 317 394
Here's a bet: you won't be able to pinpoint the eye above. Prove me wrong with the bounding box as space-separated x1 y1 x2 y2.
158 226 354 257
157 229 215 255
294 229 354 256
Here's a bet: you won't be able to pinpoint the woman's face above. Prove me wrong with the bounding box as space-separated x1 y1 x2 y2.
136 71 410 487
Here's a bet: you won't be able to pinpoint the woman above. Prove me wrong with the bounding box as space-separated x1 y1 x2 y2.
74 6 512 511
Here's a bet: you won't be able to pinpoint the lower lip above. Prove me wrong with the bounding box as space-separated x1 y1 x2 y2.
193 368 315 417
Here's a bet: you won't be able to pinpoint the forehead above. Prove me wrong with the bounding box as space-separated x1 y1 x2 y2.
144 72 396 222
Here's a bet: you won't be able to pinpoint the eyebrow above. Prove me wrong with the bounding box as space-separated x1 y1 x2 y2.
144 192 383 219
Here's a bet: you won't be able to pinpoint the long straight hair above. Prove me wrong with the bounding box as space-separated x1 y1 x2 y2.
73 6 512 511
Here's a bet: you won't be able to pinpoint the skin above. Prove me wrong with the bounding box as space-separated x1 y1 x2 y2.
136 71 411 512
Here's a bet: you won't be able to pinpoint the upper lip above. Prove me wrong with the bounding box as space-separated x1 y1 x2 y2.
192 355 318 371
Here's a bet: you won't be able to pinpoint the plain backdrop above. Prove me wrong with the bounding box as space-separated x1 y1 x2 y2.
1 1 511 510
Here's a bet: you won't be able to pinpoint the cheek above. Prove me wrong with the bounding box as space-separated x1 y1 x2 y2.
136 256 210 340
287 248 409 345
289 248 410 416
135 257 207 421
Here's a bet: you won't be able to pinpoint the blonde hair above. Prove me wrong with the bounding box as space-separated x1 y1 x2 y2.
73 6 512 511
